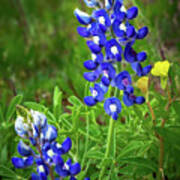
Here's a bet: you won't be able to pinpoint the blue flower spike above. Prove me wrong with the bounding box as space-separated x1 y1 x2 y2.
12 108 87 179
75 0 152 119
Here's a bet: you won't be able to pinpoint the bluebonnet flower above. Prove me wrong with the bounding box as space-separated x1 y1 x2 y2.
55 159 81 178
84 70 100 82
17 140 32 156
124 43 147 63
75 0 152 120
77 22 100 38
87 32 106 54
131 62 152 77
15 116 29 138
84 53 103 70
12 156 34 169
104 97 122 120
113 1 127 21
100 62 116 86
112 21 135 38
74 9 92 25
137 26 149 39
92 9 111 32
123 90 145 106
84 83 105 106
12 108 90 180
113 1 138 21
105 39 122 61
115 71 132 90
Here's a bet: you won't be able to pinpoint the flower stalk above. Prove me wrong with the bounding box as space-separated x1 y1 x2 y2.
99 116 115 180
12 107 88 180
99 88 119 180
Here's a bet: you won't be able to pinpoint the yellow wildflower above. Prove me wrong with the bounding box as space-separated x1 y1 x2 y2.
137 76 149 94
151 60 170 77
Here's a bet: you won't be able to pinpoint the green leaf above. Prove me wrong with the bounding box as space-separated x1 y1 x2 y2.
86 148 105 159
0 106 4 122
24 102 56 122
24 102 48 112
156 126 180 148
118 165 134 176
0 165 18 178
89 110 97 125
6 95 23 121
53 86 62 119
68 96 83 106
172 100 180 116
46 111 56 122
119 157 157 172
160 76 168 90
117 141 145 159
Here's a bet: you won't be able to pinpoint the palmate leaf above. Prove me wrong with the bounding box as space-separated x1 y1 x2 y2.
6 95 23 121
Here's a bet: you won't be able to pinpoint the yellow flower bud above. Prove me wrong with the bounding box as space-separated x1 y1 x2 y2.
137 76 149 94
151 60 170 77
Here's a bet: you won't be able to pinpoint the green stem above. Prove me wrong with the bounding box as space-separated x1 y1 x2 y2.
99 88 119 180
81 112 89 168
99 117 114 180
